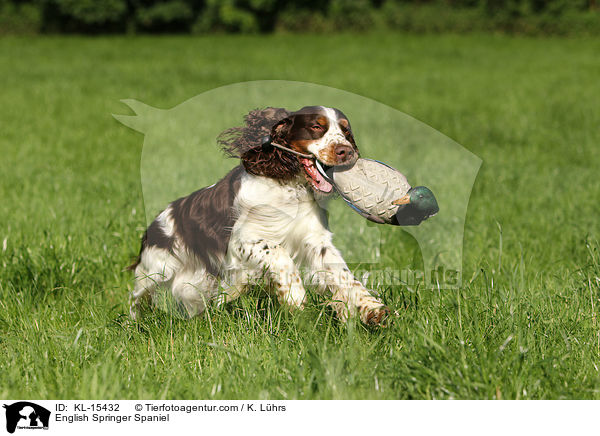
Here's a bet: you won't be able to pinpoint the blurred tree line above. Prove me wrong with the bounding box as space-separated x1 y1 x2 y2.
1 0 598 35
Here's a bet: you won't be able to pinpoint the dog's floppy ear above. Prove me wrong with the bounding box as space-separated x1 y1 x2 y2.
270 116 293 144
239 110 300 180
218 107 291 158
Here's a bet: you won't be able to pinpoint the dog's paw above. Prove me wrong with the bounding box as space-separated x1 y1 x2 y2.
363 305 391 327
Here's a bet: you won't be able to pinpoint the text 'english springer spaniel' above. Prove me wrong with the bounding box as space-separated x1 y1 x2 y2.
129 106 390 326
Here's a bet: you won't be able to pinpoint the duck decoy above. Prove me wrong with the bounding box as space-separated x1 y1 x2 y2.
316 158 439 226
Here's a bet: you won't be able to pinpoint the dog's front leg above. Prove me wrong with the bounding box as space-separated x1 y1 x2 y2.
306 243 389 326
235 239 306 309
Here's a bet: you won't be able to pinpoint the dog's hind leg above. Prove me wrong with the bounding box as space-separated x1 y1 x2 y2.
130 246 177 319
130 267 160 320
171 269 220 318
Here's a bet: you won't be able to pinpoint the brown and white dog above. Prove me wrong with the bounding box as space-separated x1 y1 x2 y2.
129 106 390 326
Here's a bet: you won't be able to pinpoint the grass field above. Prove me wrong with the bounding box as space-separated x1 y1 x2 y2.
1 33 600 399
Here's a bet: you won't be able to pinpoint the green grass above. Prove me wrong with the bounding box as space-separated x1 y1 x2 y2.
1 33 600 399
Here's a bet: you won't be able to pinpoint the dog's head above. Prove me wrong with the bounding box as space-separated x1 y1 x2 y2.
271 106 358 166
270 106 358 193
219 106 358 194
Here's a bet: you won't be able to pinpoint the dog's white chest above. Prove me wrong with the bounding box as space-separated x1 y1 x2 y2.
232 173 324 250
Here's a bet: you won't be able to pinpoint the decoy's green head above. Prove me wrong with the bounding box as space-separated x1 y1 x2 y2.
392 186 439 226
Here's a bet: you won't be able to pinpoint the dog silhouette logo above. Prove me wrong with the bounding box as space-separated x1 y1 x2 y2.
3 402 50 433
114 81 481 291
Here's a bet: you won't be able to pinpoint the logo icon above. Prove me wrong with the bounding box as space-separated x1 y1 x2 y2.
3 402 50 434
115 81 481 292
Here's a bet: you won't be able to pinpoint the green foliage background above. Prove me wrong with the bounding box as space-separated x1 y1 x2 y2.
1 0 599 35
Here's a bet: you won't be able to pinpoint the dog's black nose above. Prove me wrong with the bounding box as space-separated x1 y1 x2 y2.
334 145 354 164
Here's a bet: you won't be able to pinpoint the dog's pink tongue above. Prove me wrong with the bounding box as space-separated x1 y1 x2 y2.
301 158 332 193
315 172 333 192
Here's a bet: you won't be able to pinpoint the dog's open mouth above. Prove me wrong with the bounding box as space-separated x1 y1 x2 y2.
301 158 333 193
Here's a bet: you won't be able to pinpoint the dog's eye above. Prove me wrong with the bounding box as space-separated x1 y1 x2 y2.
311 124 324 131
